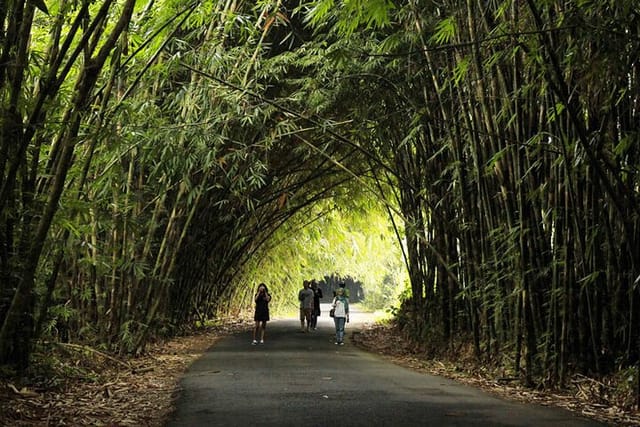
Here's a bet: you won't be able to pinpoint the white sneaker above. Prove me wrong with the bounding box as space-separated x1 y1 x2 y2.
252 340 257 345
259 340 264 344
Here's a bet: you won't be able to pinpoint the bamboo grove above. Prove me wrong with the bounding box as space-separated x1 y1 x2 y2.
1 0 639 401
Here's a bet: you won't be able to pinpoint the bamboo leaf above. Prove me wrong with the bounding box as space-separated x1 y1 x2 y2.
429 16 456 45
31 0 49 14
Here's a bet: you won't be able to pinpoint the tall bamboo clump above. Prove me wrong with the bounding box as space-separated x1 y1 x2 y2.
0 0 137 369
0 0 367 371
43 0 339 354
378 0 640 388
304 0 639 394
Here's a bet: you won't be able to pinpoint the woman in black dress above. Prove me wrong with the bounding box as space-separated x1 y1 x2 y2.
310 280 323 330
252 283 271 345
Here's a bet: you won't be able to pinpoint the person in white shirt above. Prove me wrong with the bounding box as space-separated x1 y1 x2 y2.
331 288 349 345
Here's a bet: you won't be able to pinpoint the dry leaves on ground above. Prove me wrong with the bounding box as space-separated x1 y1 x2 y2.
352 323 640 427
0 320 250 426
1 320 638 427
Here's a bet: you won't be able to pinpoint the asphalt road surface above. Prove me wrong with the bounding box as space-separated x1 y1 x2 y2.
167 304 605 427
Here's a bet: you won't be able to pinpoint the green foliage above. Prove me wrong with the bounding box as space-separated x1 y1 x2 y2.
41 304 76 340
303 0 394 35
429 16 457 45
239 190 407 314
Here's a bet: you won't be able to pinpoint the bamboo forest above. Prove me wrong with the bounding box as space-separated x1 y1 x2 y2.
1 0 639 423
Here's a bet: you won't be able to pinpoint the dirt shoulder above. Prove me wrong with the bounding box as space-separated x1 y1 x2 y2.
1 320 638 426
351 323 640 427
0 320 249 426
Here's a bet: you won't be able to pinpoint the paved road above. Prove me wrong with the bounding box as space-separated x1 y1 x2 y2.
167 304 605 427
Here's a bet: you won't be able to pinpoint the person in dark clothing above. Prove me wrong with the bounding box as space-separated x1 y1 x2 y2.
252 283 271 345
310 280 323 330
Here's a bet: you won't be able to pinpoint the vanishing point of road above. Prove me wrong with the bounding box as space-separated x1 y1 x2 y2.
167 304 605 427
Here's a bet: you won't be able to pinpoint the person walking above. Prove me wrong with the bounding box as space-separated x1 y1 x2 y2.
252 283 271 345
298 280 314 333
331 287 349 345
310 280 323 330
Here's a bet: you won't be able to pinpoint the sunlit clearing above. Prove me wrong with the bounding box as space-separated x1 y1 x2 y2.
241 196 408 316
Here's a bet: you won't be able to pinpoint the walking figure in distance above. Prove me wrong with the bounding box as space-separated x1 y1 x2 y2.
298 280 314 332
310 280 323 330
331 287 349 345
253 283 271 345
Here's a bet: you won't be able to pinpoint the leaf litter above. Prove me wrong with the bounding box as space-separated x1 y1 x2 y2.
1 319 638 426
0 320 249 426
352 322 640 427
